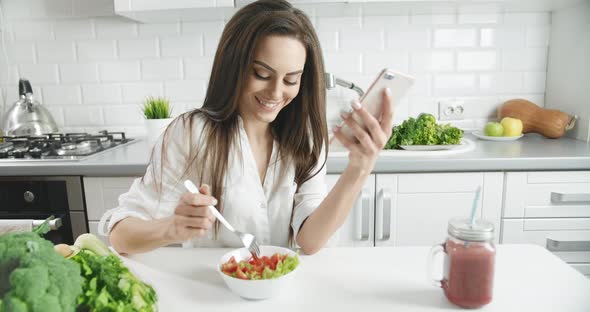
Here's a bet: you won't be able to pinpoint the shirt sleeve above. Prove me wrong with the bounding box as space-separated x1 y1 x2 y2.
107 117 194 233
291 146 328 240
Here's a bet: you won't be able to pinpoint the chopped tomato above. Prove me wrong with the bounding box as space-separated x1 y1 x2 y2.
235 267 248 280
220 252 297 280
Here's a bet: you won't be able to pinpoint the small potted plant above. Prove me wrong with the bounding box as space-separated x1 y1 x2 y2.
141 96 173 145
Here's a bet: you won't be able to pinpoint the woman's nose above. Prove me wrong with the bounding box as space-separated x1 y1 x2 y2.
269 79 282 99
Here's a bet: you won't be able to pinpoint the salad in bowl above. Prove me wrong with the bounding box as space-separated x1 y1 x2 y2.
218 245 299 299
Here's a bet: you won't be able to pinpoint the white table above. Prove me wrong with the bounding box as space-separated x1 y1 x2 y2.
122 244 590 311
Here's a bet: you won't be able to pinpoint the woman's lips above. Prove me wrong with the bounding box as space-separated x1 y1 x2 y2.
256 96 282 112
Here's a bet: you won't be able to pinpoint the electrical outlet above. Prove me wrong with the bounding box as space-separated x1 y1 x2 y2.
438 100 465 121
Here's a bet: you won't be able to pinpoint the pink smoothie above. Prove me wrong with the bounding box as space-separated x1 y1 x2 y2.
441 238 496 309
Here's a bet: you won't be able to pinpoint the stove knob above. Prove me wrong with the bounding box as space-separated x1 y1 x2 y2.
13 151 24 158
0 151 7 158
24 191 35 203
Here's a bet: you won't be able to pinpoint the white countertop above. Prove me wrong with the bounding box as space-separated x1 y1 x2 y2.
121 244 590 311
1 133 590 176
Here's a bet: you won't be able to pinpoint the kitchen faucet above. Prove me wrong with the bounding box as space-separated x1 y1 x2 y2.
324 73 364 97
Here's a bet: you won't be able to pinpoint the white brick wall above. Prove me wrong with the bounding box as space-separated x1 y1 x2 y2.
0 0 551 136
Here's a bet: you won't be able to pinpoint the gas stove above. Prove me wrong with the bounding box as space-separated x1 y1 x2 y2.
0 130 135 161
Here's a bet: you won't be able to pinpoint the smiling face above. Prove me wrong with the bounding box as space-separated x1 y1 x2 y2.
238 35 307 127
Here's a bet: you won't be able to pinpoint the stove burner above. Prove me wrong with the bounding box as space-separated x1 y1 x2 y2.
0 130 134 161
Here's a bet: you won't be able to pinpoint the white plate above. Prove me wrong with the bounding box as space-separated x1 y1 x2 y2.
400 143 463 151
472 131 523 141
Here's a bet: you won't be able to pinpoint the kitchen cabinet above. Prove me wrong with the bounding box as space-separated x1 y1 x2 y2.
83 172 505 248
84 177 138 244
113 0 585 23
500 171 590 278
326 172 504 247
324 174 375 247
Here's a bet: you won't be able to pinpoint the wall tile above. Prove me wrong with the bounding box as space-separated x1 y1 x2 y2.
502 48 547 71
161 35 202 57
19 64 59 84
121 82 164 103
98 61 141 82
64 106 104 126
141 59 183 80
387 28 431 49
82 84 121 104
433 28 477 47
103 105 144 126
42 85 81 105
410 51 454 72
118 39 159 59
340 29 384 52
164 80 207 101
457 51 496 71
5 42 35 64
94 17 138 39
59 63 98 83
36 41 76 63
77 40 117 61
11 21 54 40
184 57 214 80
54 19 94 40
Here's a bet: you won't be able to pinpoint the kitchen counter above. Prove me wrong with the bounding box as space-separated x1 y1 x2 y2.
121 244 590 311
1 133 589 176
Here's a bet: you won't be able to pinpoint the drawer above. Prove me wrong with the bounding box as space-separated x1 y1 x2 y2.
84 177 138 220
501 218 590 263
504 171 590 218
398 172 483 193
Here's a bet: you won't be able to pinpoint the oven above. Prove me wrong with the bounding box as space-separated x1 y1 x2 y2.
0 176 87 244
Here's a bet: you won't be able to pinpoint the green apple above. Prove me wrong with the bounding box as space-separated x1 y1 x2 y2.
500 117 523 137
484 122 504 137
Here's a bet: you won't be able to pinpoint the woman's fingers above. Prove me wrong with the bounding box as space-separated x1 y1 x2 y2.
379 88 394 134
341 112 378 152
175 214 213 230
333 125 360 154
348 103 388 148
180 191 217 207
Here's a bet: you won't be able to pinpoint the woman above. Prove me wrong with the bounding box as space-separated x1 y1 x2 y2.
106 0 393 255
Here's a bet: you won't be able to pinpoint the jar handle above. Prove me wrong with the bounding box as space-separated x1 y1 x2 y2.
427 243 445 288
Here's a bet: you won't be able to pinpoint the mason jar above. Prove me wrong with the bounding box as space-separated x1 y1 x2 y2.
428 217 496 309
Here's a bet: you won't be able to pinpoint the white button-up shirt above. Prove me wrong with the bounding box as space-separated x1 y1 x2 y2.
106 114 328 248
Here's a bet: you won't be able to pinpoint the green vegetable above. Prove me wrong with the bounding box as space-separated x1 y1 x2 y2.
385 113 464 149
0 231 83 312
262 255 299 279
74 233 110 257
70 246 157 311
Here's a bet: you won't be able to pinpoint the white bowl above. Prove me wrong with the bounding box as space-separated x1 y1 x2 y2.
217 245 299 300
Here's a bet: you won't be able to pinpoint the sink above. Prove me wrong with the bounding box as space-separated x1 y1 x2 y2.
329 138 475 157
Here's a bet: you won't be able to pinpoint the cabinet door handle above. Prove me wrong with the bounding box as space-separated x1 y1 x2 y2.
376 188 392 241
355 189 370 241
550 192 590 203
546 238 590 252
361 190 371 241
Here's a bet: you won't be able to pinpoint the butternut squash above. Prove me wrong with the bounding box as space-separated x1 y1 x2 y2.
497 99 576 139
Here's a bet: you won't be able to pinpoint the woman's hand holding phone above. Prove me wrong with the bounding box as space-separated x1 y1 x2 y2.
333 88 394 172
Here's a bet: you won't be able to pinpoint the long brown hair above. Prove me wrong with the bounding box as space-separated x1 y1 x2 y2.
150 0 328 239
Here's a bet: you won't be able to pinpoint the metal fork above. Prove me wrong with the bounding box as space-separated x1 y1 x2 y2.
184 180 261 258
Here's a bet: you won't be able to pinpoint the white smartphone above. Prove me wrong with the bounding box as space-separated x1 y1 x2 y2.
334 68 415 145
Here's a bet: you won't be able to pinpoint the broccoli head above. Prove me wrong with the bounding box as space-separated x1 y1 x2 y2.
0 232 83 312
385 114 463 149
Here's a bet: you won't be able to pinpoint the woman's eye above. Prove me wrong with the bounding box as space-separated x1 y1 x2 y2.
254 71 270 80
284 80 298 86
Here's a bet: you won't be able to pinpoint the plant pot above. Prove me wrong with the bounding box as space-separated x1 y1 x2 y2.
144 118 173 146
